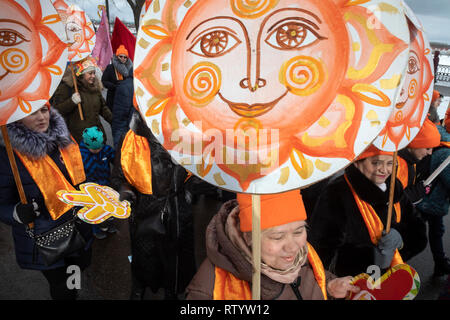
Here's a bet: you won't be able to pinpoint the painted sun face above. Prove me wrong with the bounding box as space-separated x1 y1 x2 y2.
374 21 433 151
134 0 409 193
52 0 95 62
172 0 347 139
0 0 67 125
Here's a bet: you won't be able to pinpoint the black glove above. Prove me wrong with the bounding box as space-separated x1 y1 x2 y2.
119 189 136 205
373 228 403 269
403 181 428 204
13 201 40 224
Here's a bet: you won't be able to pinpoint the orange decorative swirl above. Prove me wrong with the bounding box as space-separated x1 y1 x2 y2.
394 110 403 122
280 55 325 96
0 48 29 74
183 62 221 106
408 79 418 99
230 0 279 19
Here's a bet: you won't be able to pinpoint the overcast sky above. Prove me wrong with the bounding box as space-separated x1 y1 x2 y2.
70 0 450 45
404 0 450 45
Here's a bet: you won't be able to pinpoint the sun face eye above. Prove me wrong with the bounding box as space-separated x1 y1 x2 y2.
188 29 241 58
407 55 420 74
0 29 28 47
265 22 322 50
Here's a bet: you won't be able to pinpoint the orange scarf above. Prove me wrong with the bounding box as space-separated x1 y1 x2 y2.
344 174 403 267
213 242 327 300
120 130 153 194
114 67 123 81
396 157 409 189
15 142 85 220
440 141 450 148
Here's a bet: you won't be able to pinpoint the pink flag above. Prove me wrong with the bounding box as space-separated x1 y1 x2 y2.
91 8 113 71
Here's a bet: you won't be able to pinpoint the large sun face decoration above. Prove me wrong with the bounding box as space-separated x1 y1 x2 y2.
134 0 410 193
0 0 67 125
373 3 434 151
52 0 95 62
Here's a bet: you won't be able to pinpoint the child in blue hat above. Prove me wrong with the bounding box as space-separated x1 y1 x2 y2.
80 126 116 239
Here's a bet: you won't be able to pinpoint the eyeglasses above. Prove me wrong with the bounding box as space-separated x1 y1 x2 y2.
118 55 127 59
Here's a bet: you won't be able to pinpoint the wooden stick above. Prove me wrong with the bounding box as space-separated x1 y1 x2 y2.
69 63 84 121
385 150 398 234
1 125 33 229
251 194 261 300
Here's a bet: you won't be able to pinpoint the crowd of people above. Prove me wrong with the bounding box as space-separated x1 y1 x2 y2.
0 45 449 300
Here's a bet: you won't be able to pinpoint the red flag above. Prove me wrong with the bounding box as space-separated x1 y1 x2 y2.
111 17 136 61
91 8 113 71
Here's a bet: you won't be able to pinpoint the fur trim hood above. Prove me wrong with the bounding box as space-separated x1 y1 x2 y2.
1 108 73 159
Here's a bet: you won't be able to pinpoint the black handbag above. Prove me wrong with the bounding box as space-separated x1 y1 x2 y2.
27 216 86 266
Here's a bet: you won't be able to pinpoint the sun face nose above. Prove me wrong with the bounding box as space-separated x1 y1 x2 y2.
239 78 267 92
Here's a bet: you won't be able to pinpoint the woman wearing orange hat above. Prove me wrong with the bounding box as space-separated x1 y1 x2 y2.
397 118 441 205
186 190 360 300
416 124 450 276
308 144 425 277
101 45 133 113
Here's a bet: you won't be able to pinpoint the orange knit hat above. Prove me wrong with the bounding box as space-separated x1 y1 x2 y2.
432 90 441 103
237 190 307 232
408 118 441 148
357 144 393 161
116 45 128 57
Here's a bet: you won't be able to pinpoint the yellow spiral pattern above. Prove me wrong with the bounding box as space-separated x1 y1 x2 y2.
230 0 279 19
280 55 325 96
183 62 221 106
0 48 29 74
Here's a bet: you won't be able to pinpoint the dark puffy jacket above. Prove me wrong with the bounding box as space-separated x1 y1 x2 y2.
0 109 92 270
417 125 450 216
111 77 134 147
101 55 133 112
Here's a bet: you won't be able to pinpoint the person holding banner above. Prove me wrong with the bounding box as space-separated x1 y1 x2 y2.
186 190 360 300
308 145 425 277
51 57 112 144
416 124 450 276
0 104 92 300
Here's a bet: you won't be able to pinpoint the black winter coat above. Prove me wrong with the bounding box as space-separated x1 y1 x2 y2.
111 77 134 147
308 164 426 277
0 109 92 270
110 111 196 295
101 56 133 112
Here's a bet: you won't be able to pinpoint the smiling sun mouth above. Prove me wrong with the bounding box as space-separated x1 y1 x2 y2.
218 90 288 118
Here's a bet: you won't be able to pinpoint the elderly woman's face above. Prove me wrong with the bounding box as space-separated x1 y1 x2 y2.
261 220 307 270
354 155 393 185
19 106 49 133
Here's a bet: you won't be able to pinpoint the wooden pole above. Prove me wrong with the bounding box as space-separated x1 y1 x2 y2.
69 63 84 120
385 150 398 234
1 125 33 229
251 194 261 300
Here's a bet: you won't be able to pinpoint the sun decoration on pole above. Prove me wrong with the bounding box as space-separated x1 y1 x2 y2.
134 0 410 193
373 1 434 151
0 0 67 125
52 0 96 61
